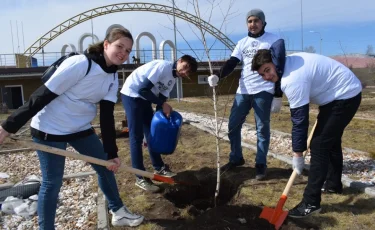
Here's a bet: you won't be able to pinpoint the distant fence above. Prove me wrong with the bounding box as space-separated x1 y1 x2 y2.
0 49 235 68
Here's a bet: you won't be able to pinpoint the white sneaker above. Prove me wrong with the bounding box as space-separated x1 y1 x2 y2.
110 206 144 227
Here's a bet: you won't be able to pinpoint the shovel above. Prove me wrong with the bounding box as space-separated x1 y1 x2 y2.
259 120 317 230
11 138 199 186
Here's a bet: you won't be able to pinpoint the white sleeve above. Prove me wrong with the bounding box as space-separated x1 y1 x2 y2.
45 55 89 95
284 80 311 109
231 42 243 61
147 62 167 85
103 73 119 103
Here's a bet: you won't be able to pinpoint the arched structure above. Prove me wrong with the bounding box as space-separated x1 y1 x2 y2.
135 32 157 61
61 43 77 56
159 40 176 61
105 24 126 37
24 2 236 56
78 33 100 53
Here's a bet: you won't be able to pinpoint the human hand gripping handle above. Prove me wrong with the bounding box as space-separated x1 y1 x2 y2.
162 102 173 118
208 75 219 87
107 157 121 173
271 97 282 113
292 154 304 175
0 126 10 144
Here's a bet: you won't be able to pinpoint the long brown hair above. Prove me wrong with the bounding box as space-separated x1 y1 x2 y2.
88 28 133 54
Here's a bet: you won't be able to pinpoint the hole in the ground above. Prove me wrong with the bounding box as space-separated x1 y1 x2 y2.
164 167 238 211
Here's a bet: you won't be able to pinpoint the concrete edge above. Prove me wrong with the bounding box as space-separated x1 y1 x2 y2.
62 171 96 180
188 122 375 197
97 186 110 230
0 182 14 191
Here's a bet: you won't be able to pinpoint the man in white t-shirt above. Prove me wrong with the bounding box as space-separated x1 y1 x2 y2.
252 45 362 218
121 55 198 192
207 9 285 180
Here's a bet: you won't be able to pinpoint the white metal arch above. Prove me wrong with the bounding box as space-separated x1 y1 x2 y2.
78 33 100 53
24 2 236 56
159 40 176 61
61 43 77 56
105 24 126 37
135 32 157 60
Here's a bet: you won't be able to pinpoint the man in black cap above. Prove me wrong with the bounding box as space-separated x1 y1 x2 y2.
208 8 285 180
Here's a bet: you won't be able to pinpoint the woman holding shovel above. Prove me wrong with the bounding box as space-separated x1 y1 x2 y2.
0 28 144 229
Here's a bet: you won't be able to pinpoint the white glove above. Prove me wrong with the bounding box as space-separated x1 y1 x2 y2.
208 75 219 87
271 97 282 113
292 156 304 175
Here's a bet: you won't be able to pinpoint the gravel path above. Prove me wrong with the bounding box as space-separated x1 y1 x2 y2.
0 147 97 229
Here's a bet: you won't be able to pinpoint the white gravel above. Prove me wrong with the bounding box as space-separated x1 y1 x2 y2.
0 147 97 230
181 111 375 186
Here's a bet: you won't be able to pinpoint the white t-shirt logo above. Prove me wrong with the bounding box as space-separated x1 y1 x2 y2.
168 80 173 86
251 41 259 47
157 81 168 91
243 48 258 59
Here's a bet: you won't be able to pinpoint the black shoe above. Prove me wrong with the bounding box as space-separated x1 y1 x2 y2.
255 164 267 180
220 158 245 172
321 184 343 194
288 201 321 218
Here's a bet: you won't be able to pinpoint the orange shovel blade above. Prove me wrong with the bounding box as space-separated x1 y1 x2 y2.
153 174 175 184
259 195 288 230
260 206 288 230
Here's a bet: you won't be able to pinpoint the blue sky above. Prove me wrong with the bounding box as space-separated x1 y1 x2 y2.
0 0 374 63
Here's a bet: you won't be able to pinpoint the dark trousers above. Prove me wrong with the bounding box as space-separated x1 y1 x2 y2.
303 93 361 206
121 94 164 178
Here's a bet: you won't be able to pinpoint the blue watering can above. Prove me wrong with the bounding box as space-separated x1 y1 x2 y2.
149 110 183 155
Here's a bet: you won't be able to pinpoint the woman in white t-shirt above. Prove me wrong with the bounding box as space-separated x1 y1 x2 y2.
252 42 362 218
0 28 144 228
120 55 198 193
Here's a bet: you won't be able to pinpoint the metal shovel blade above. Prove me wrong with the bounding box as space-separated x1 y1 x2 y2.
260 206 288 230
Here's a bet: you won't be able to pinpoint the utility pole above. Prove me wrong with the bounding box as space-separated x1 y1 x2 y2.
42 47 45 66
91 19 94 44
21 22 25 52
10 21 15 54
310 31 322 54
16 20 20 53
173 0 181 102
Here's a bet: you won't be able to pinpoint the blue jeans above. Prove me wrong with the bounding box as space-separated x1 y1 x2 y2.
228 92 273 165
34 134 123 230
121 94 164 177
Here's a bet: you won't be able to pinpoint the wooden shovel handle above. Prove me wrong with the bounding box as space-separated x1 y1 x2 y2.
282 119 318 196
13 138 157 180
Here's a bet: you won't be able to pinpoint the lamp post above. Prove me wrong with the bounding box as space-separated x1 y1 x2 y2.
310 30 322 54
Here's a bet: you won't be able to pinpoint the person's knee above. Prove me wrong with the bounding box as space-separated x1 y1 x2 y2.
41 180 63 196
256 121 270 134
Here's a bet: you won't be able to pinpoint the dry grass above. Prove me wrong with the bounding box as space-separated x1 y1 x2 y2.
110 124 375 230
